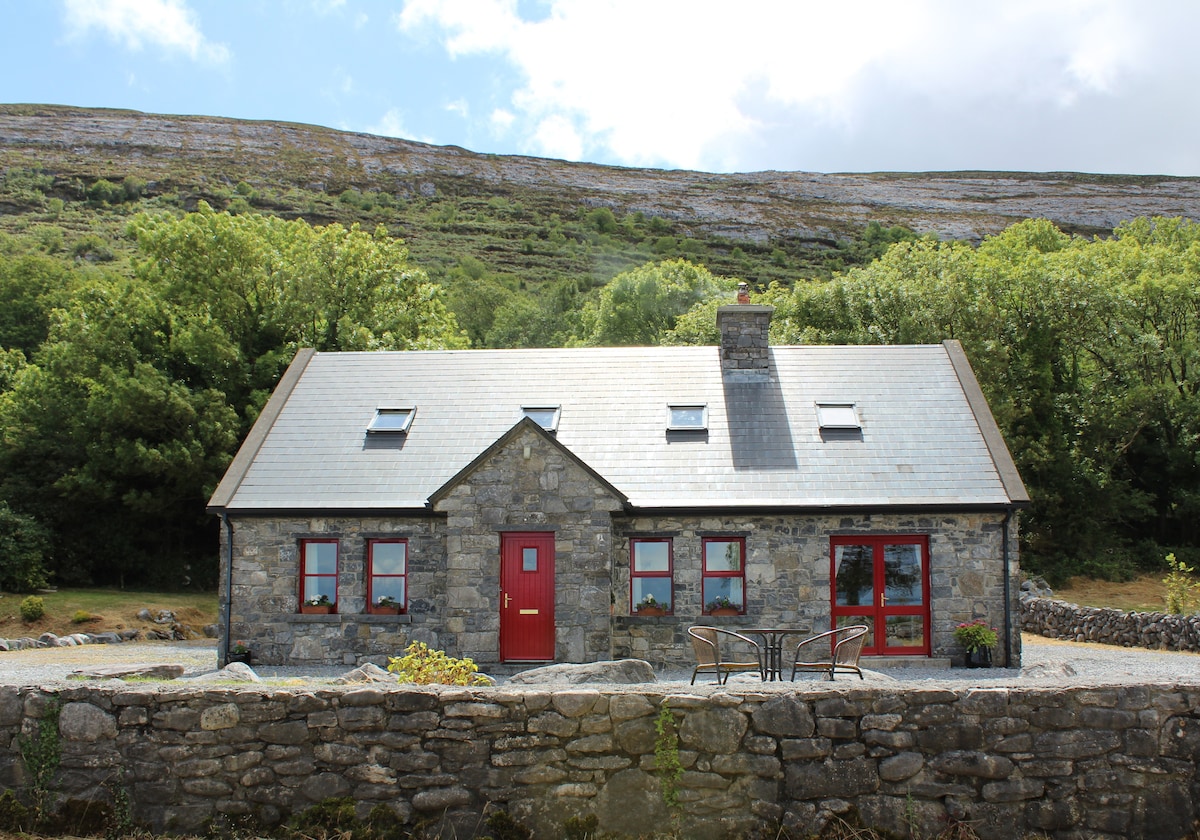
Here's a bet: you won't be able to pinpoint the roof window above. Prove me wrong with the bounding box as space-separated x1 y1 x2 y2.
816 402 860 430
522 405 560 432
367 407 415 434
667 404 708 431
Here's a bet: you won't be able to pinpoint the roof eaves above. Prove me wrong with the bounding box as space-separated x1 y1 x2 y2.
207 347 316 513
942 339 1031 505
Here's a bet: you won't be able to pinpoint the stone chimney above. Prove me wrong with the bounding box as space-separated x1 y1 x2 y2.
717 285 774 380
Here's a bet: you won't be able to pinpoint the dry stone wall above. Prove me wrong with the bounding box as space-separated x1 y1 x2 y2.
1021 595 1200 651
1 681 1197 840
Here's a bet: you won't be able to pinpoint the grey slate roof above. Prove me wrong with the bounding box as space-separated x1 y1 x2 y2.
208 341 1028 513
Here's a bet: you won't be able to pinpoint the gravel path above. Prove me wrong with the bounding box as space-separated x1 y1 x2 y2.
0 635 1197 690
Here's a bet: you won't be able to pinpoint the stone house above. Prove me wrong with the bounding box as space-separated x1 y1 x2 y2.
208 302 1028 670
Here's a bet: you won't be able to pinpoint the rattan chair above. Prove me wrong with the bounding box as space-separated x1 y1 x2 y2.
688 626 765 684
790 625 869 681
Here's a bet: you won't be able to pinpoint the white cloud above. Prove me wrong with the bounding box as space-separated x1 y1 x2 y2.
62 0 230 64
530 114 582 161
490 108 515 132
395 0 1200 174
367 108 435 144
446 99 469 118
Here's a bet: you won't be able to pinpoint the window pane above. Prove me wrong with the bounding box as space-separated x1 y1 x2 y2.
632 578 671 609
817 403 859 429
703 578 743 607
835 544 873 607
633 541 670 573
304 542 337 574
885 615 924 648
372 542 406 575
369 408 413 433
373 578 406 604
704 540 742 572
883 544 923 606
522 547 538 572
303 577 336 603
668 405 706 429
522 407 558 430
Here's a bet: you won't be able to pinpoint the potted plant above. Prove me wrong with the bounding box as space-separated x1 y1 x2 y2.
301 594 335 614
228 640 252 665
953 619 998 667
706 596 741 616
635 594 668 616
368 595 404 615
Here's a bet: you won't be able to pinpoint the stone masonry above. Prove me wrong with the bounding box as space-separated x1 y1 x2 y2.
1 681 1196 839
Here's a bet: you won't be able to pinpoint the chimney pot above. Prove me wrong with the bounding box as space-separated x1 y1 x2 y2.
736 282 750 304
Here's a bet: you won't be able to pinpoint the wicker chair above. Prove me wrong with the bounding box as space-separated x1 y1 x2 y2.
790 625 869 681
688 626 765 684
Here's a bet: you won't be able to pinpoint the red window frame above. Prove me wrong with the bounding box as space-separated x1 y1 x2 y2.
630 538 673 614
702 536 746 615
830 534 931 656
299 539 338 612
367 538 408 612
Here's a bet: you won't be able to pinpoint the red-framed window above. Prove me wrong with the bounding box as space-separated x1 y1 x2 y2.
630 539 673 614
300 539 338 611
702 536 746 614
368 539 408 611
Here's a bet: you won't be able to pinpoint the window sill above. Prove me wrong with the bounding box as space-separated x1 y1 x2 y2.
285 613 412 624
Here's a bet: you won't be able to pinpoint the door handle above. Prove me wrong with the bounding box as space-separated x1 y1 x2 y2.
503 593 511 609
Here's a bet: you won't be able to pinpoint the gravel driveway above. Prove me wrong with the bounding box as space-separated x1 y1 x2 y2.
0 635 1197 689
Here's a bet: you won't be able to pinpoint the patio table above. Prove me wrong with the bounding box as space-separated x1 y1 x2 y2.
741 628 809 681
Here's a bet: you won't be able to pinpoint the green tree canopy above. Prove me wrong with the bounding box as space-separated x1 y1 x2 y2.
577 259 736 346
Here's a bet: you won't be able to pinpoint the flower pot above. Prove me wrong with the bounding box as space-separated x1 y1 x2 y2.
965 647 993 668
708 607 740 617
228 652 252 665
368 605 403 615
300 604 335 615
636 606 667 617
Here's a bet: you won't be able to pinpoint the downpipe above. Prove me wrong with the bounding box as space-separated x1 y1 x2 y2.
221 512 234 667
1001 507 1013 667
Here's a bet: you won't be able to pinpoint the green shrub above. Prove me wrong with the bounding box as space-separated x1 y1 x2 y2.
19 595 45 621
482 810 531 840
71 610 92 624
1164 552 1199 615
0 502 50 592
387 641 490 685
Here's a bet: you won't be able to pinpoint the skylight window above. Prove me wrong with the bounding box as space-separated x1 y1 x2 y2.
816 402 860 430
522 405 561 432
667 404 708 431
367 407 415 434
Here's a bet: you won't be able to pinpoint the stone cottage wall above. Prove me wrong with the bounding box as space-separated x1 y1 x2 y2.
612 511 1019 669
222 515 446 666
2 681 1196 840
431 425 625 665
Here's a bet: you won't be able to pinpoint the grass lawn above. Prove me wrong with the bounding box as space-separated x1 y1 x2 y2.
1055 573 1173 613
0 588 218 641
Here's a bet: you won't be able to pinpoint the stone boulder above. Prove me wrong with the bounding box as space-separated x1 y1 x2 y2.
337 663 395 684
508 659 656 685
68 664 185 681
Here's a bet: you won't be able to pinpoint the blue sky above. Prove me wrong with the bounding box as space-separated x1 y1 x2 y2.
2 0 1199 175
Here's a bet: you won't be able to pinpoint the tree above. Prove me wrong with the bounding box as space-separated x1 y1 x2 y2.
577 259 736 346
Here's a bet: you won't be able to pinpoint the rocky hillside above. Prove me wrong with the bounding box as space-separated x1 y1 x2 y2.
4 103 1200 246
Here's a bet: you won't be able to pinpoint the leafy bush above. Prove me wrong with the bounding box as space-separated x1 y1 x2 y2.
0 503 49 592
387 641 490 685
1163 553 1199 615
71 610 92 624
19 596 45 621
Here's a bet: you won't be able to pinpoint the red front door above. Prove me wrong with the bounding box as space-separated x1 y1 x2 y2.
830 535 930 655
500 532 556 662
